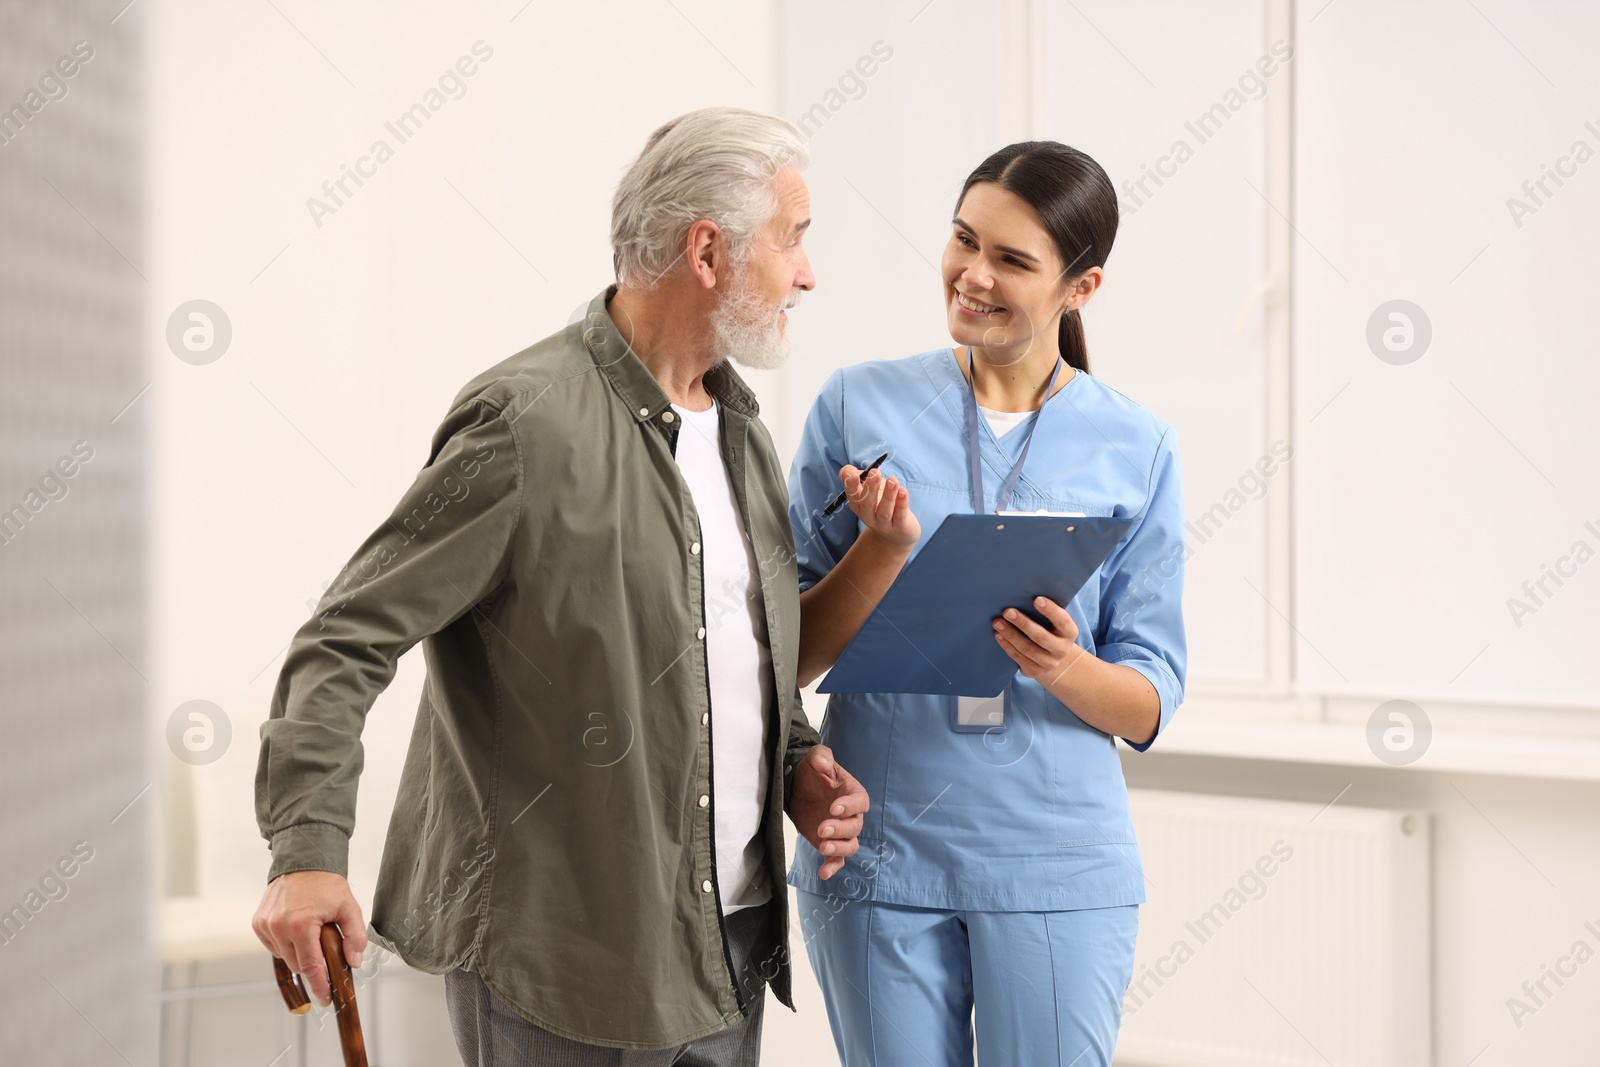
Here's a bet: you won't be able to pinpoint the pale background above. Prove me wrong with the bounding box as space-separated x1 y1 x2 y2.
3 0 1598 1064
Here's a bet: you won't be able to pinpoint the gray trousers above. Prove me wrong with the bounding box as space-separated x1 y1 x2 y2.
445 902 770 1066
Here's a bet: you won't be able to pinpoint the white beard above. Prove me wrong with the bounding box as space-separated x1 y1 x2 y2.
710 269 800 371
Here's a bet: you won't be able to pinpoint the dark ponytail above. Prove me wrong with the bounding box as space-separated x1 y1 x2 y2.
1059 306 1088 374
956 142 1119 374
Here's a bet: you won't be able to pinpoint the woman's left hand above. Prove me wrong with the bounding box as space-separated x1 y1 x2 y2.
992 595 1085 689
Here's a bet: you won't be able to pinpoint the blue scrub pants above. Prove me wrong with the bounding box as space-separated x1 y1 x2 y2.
796 891 1138 1067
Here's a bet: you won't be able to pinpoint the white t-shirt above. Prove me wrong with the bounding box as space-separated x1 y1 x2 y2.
670 398 775 913
979 404 1036 439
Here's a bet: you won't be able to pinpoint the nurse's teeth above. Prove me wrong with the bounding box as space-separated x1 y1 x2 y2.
957 292 1002 313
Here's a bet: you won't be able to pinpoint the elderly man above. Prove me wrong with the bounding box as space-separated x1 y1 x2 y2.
252 107 868 1066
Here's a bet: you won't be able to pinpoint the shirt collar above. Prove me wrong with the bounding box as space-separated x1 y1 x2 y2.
582 285 760 422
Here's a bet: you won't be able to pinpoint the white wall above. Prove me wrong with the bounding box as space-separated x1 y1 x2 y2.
1293 0 1600 706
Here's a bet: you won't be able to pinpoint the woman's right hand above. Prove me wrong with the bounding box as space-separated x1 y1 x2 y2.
839 464 920 548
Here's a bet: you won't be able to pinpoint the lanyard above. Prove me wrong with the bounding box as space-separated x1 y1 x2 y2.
961 347 1063 514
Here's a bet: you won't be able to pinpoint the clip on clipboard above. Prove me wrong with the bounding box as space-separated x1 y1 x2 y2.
817 512 1133 697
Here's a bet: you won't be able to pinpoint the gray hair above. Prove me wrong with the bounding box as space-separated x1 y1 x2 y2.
611 107 809 289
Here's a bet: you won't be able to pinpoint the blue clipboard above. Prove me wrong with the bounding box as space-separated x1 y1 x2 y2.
817 513 1134 697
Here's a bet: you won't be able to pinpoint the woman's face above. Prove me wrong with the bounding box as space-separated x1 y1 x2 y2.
940 182 1086 363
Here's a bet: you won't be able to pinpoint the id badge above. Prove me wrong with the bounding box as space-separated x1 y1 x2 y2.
951 689 1007 733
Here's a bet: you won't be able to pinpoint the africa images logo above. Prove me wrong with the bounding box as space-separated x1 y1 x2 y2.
305 41 495 229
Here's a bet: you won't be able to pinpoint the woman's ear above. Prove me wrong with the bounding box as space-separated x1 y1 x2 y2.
1068 265 1105 311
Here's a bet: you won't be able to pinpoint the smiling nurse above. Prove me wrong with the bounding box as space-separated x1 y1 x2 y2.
788 142 1188 1067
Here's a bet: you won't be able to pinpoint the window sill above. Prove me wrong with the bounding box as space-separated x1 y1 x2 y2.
1134 693 1600 782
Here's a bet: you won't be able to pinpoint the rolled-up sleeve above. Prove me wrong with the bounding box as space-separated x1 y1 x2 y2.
1094 427 1187 752
781 683 823 806
255 395 523 880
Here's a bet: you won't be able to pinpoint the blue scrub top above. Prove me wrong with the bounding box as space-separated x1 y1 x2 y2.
787 348 1187 913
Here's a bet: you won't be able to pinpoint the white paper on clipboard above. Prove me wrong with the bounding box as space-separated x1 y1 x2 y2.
995 508 1087 517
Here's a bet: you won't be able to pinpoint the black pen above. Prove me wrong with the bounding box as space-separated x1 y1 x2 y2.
820 451 892 518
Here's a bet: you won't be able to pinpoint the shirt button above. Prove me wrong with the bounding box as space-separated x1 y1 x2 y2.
638 406 649 417
662 411 675 423
696 627 706 640
698 794 709 808
690 541 700 555
701 712 709 725
701 879 713 894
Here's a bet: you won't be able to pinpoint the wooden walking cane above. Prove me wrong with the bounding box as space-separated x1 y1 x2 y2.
271 922 370 1067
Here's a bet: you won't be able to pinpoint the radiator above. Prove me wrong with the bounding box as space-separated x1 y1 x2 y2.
1115 789 1430 1067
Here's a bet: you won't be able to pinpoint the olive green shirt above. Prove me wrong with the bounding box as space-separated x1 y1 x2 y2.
255 285 821 1049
